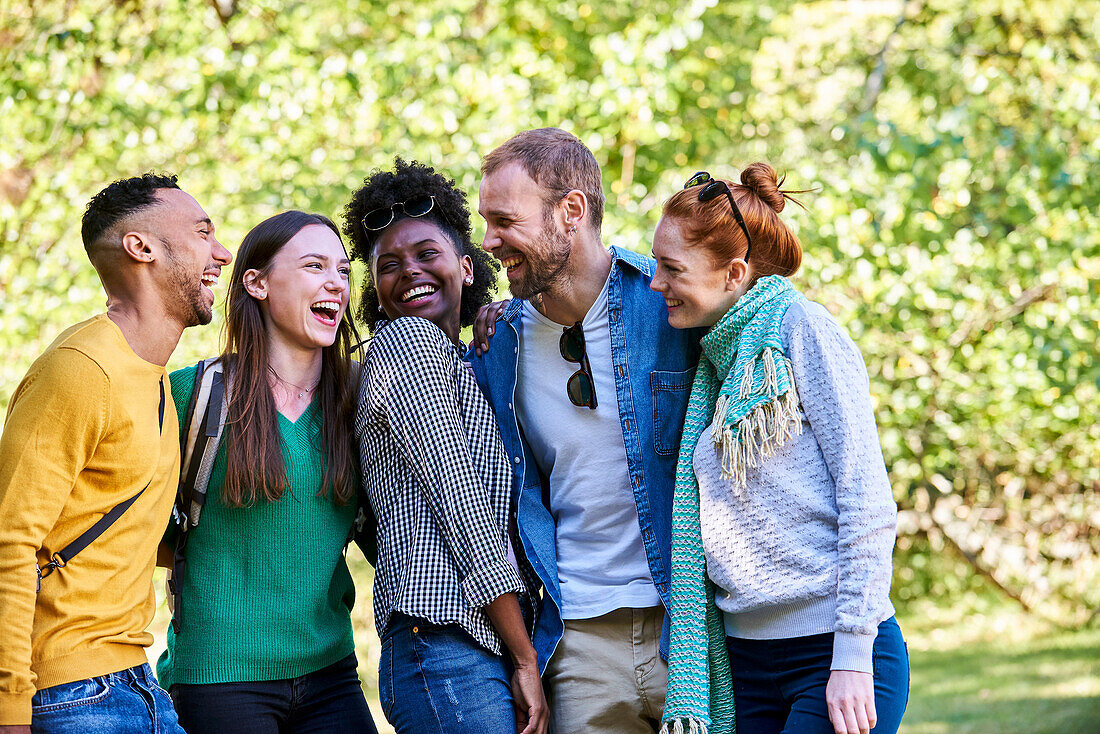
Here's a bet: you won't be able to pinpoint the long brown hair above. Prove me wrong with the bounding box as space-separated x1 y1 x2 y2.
663 162 809 282
220 211 362 507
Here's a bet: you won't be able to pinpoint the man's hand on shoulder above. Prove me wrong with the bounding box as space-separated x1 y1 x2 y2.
0 725 33 733
473 299 511 356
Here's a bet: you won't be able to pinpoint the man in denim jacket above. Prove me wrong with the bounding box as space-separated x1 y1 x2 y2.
469 128 700 733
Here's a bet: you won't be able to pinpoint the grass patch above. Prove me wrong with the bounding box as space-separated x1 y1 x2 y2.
898 596 1100 734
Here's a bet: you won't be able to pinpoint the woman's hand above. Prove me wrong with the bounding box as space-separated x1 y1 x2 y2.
511 658 549 734
826 670 876 734
473 299 511 355
482 593 548 733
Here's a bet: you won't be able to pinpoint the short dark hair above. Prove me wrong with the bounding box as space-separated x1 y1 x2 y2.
481 127 605 234
80 172 181 252
342 158 498 333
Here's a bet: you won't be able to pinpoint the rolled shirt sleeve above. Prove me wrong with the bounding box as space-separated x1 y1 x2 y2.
366 318 524 610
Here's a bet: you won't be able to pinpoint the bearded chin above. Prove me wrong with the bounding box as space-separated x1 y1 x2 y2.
187 289 213 327
512 226 571 300
194 303 214 326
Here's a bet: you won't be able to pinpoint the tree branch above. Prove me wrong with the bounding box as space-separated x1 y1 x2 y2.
947 281 1059 348
861 0 918 113
208 0 237 25
920 485 1041 615
908 275 1070 620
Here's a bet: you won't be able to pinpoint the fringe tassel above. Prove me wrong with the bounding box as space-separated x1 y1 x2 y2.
716 393 803 487
739 356 756 399
659 718 709 734
763 347 779 395
714 349 804 490
712 395 730 443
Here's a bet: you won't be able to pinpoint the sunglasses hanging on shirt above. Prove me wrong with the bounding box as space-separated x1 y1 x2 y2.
559 321 598 410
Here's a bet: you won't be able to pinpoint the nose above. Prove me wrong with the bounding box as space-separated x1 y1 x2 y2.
324 268 345 291
213 235 232 266
401 259 422 279
482 227 500 254
650 269 666 293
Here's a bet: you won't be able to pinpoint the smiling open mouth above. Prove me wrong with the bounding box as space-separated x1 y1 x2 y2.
400 285 437 303
310 300 340 324
201 273 218 289
500 255 524 271
665 298 683 308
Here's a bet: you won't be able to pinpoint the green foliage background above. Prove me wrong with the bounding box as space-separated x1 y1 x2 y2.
1 0 1097 619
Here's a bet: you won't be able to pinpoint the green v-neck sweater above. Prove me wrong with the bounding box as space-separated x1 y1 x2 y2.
156 363 357 689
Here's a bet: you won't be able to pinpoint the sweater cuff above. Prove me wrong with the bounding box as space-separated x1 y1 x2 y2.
460 559 525 610
831 630 875 674
0 691 33 726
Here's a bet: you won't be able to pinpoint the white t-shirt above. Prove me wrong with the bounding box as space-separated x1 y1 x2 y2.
515 276 660 619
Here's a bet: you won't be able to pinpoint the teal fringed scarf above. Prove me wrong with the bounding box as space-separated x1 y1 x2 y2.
660 275 806 734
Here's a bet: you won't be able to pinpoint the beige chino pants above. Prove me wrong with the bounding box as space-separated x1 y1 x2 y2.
544 606 668 734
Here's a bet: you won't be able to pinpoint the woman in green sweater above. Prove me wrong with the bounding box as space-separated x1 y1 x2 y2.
157 211 376 733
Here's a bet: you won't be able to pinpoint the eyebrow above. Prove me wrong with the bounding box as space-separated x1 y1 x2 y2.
299 252 351 264
478 208 515 219
195 218 214 229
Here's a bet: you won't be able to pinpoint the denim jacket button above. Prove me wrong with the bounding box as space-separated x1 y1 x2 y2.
513 456 521 464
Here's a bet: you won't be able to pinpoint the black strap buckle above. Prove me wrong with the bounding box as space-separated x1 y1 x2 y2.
35 553 67 592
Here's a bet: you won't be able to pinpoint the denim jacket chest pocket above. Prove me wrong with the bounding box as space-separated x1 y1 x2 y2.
650 368 695 456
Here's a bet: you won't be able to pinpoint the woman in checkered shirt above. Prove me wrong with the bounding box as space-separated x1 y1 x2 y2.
343 159 547 734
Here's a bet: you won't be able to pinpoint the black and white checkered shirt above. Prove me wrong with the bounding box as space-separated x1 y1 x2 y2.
355 317 537 654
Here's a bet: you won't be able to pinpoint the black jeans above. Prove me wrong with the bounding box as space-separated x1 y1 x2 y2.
725 617 910 734
170 653 378 734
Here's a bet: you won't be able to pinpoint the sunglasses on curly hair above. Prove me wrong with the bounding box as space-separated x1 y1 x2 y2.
361 195 435 232
684 171 754 261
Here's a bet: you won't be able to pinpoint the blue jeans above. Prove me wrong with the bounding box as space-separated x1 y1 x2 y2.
380 612 515 733
169 653 377 734
726 617 910 734
31 663 183 734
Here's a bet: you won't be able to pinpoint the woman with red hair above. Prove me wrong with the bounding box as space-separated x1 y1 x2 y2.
652 165 909 734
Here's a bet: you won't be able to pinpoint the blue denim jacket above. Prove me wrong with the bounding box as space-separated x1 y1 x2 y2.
467 246 701 671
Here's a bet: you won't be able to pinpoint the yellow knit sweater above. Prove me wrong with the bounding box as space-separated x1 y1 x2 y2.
0 314 179 725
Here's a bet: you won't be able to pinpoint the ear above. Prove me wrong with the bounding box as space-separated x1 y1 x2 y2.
243 269 268 300
559 189 588 232
725 259 751 293
460 255 474 286
120 232 156 263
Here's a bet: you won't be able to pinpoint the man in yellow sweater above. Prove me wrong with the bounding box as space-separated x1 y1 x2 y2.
0 173 232 733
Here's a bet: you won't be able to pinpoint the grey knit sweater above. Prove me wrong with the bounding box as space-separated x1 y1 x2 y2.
694 299 897 674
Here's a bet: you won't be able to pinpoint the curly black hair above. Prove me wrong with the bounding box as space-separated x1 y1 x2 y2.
342 158 498 334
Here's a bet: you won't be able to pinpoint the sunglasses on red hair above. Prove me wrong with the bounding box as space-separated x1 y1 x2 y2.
684 171 754 261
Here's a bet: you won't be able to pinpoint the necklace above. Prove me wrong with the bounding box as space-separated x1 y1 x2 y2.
270 368 320 400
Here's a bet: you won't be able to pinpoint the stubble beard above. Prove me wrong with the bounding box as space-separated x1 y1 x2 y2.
510 219 571 301
163 242 213 327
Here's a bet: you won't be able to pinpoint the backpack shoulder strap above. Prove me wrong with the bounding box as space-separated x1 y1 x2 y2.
169 358 227 631
177 358 227 530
